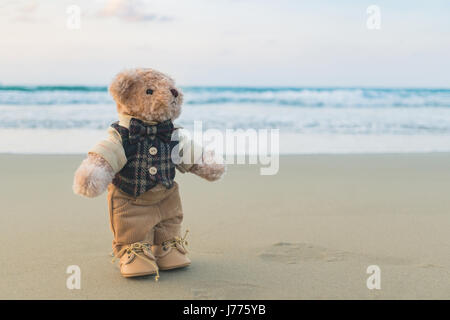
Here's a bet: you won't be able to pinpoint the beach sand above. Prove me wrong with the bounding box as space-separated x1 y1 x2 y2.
0 154 449 299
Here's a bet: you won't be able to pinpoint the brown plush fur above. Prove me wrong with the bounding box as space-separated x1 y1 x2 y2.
190 150 226 181
73 68 225 198
109 68 183 122
73 154 115 198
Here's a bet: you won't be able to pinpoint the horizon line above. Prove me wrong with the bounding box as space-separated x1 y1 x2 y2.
1 84 450 91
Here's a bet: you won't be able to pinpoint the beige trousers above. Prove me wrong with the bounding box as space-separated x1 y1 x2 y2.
107 182 183 256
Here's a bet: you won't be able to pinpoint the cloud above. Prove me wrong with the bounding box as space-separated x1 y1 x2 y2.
98 0 170 22
2 0 40 23
19 0 39 13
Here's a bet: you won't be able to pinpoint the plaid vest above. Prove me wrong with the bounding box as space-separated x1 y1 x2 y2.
111 118 179 197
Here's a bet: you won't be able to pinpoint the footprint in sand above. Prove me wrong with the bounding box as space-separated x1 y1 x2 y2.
191 288 211 299
191 280 263 299
259 242 413 266
259 242 350 264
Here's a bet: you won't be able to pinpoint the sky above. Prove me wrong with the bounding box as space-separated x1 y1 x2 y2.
0 0 449 87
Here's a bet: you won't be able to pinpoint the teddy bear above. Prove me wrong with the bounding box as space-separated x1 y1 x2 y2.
73 68 225 280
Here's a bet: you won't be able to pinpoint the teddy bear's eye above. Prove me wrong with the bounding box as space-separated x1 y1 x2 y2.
146 89 154 95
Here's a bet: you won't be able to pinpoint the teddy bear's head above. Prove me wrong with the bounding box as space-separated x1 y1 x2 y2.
109 68 183 122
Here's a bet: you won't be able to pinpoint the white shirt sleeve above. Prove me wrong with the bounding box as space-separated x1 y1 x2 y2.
88 127 127 173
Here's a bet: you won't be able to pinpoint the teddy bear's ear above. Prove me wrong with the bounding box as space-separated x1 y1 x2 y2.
109 70 137 106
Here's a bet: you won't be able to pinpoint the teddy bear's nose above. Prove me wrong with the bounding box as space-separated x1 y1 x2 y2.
170 89 179 98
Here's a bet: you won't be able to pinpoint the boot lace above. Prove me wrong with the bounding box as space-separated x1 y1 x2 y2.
112 242 160 282
162 230 189 252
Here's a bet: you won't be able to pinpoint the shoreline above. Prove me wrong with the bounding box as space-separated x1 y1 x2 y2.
1 129 450 154
2 151 450 156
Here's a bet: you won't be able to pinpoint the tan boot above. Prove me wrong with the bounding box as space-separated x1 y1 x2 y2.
153 231 191 270
115 242 160 280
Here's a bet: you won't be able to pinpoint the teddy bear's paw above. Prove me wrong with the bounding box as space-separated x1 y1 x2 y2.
191 150 226 182
73 154 115 197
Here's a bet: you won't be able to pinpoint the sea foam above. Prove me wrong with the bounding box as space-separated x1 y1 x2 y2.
0 86 449 154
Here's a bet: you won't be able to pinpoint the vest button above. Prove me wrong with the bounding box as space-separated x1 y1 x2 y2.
149 147 158 155
149 167 157 175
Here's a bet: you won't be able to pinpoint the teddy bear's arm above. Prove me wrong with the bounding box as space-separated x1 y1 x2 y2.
174 130 225 182
73 129 127 197
73 153 116 198
189 150 226 182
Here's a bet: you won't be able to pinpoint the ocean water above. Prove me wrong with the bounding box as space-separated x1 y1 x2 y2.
1 85 450 154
